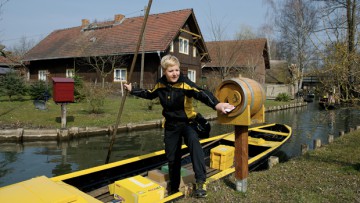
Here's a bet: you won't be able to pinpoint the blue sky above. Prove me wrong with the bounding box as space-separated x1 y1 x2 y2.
0 0 268 49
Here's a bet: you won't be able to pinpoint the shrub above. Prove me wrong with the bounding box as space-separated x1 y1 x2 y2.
275 92 291 102
0 71 28 101
73 75 86 102
140 98 159 110
28 80 52 101
80 83 109 114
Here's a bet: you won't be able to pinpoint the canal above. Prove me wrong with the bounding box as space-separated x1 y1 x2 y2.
0 101 359 187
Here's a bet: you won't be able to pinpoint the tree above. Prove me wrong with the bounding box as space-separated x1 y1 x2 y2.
311 0 359 102
8 36 36 57
0 71 27 101
79 55 127 88
266 0 319 94
236 24 257 40
207 41 245 80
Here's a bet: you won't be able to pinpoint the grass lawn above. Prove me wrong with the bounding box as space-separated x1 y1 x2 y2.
0 95 295 129
177 130 360 203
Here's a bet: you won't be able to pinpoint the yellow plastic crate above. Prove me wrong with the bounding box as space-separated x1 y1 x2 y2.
109 175 164 203
210 145 235 170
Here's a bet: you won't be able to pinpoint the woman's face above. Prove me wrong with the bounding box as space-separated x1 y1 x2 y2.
164 64 180 83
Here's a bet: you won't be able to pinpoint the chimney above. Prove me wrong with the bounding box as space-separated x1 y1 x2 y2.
81 19 90 28
114 14 125 24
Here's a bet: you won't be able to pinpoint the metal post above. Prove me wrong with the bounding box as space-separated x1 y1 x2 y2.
234 125 248 192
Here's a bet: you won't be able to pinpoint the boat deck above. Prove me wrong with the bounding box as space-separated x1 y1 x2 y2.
88 158 221 202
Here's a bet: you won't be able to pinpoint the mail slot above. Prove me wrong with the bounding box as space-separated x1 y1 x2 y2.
52 77 74 103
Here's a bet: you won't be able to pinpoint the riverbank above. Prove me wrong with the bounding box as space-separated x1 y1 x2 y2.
177 128 360 203
0 101 307 142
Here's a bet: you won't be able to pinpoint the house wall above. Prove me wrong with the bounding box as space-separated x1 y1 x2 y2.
126 25 203 87
265 84 294 100
167 26 202 83
128 53 162 88
28 58 101 82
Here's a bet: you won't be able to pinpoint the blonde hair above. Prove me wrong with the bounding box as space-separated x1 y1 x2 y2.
160 54 180 71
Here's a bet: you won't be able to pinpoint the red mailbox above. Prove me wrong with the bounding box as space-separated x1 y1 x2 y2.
52 77 74 103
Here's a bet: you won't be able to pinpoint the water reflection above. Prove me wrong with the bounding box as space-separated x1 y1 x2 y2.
0 101 359 187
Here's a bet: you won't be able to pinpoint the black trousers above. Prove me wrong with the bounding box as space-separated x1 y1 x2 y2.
164 121 206 192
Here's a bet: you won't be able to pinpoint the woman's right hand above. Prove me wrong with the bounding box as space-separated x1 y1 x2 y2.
124 83 132 92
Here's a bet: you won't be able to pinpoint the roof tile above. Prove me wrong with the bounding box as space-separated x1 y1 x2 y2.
24 9 193 61
205 38 269 68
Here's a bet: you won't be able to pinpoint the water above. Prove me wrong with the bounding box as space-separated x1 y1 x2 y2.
1 101 359 187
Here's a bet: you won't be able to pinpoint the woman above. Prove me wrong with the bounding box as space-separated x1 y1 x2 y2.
124 54 233 198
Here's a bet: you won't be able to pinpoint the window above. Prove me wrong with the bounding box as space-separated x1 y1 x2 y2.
38 70 47 81
179 37 189 54
170 41 174 52
193 46 197 57
66 69 75 78
188 69 196 82
114 68 127 82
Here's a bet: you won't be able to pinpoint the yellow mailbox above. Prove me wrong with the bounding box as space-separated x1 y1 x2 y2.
215 77 265 126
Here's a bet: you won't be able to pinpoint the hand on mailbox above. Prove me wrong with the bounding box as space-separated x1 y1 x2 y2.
215 103 235 114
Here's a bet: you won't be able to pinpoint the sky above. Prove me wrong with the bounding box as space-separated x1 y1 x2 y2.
0 0 268 49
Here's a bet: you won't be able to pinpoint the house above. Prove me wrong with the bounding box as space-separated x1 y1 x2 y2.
22 9 210 88
202 38 270 89
265 60 294 99
0 54 22 76
266 60 291 84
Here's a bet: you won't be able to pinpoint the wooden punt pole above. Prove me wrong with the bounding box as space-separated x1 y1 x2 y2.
234 125 248 192
105 0 153 164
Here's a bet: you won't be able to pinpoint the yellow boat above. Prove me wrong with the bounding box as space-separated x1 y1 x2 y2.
0 123 292 203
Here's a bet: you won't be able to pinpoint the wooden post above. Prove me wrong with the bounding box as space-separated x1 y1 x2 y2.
328 134 334 143
313 139 321 149
234 125 248 192
61 103 67 129
268 156 279 169
301 144 308 155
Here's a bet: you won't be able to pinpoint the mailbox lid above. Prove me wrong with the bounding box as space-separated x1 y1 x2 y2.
52 77 74 83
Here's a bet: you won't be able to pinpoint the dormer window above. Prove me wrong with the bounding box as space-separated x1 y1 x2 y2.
179 37 189 55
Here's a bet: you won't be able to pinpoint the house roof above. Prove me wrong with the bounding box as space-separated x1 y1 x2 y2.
266 60 291 84
23 9 208 62
0 55 21 66
204 38 270 69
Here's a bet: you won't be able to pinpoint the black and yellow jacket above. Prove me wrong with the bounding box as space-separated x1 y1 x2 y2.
130 74 219 122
